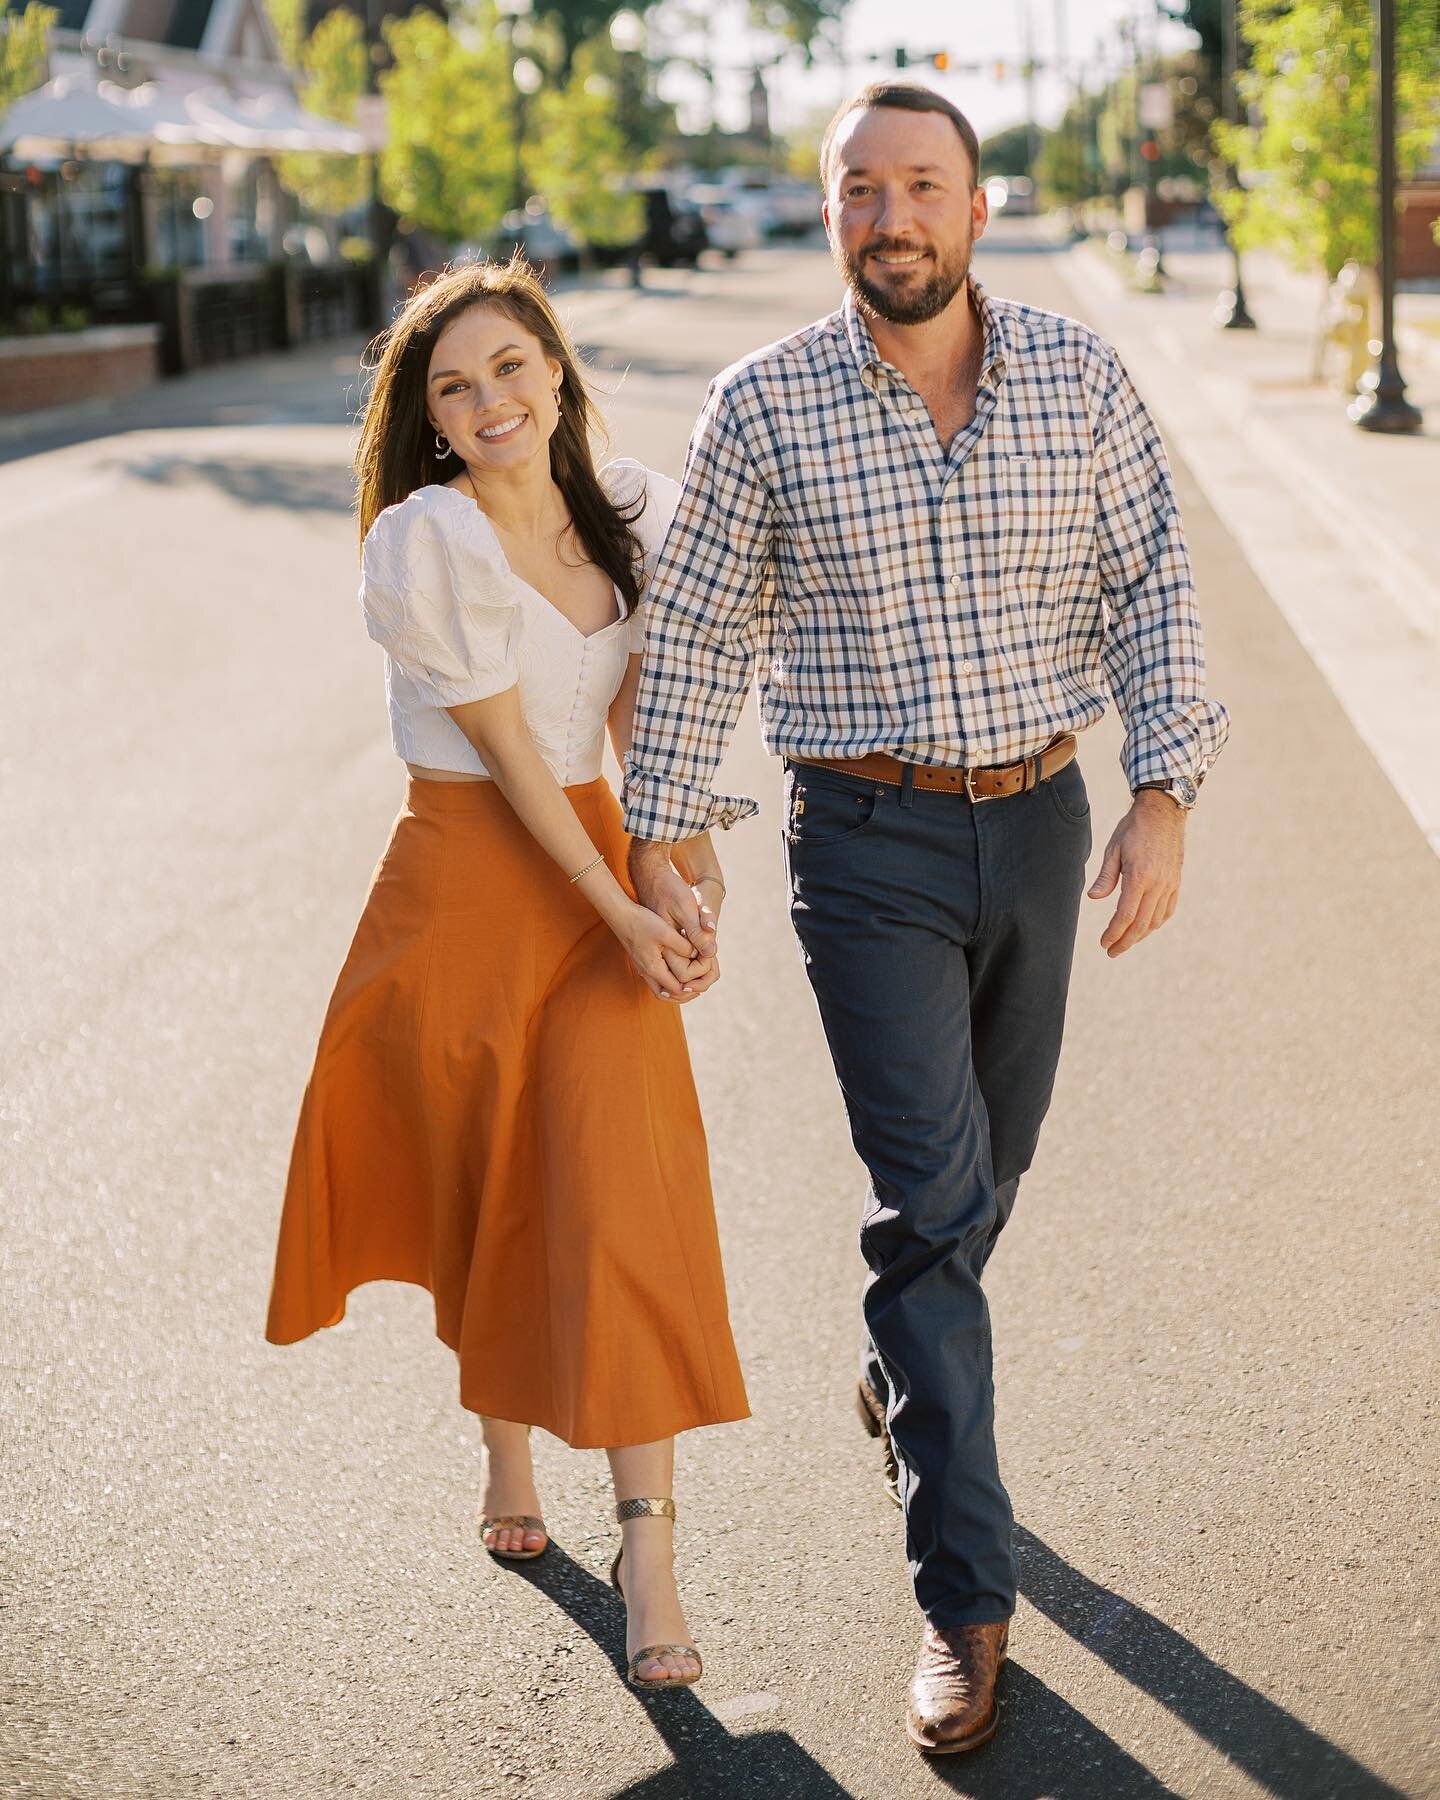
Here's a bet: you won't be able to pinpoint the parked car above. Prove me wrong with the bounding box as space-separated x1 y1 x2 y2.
485 205 582 274
637 187 708 268
685 185 762 258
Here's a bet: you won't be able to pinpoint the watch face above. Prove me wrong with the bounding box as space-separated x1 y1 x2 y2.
1175 776 1198 807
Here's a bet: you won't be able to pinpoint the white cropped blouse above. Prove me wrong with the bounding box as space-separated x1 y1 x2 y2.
360 458 681 784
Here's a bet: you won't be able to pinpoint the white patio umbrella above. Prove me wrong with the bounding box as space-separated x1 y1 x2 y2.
0 70 368 163
0 73 177 161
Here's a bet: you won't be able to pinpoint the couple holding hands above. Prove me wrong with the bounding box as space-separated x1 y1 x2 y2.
266 82 1227 1755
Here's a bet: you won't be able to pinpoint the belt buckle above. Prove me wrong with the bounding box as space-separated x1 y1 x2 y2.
963 766 999 804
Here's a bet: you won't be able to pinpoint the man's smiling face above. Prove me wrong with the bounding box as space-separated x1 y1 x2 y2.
824 105 987 327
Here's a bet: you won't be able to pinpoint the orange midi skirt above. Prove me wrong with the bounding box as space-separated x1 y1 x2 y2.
266 774 749 1449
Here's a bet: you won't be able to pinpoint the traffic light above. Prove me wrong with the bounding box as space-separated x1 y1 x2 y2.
894 47 908 68
931 50 950 72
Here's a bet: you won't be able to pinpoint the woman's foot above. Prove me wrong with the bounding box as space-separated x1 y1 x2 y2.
479 1419 548 1559
613 1515 701 1685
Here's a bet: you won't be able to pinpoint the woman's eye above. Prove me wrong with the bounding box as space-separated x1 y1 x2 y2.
442 381 466 395
498 360 522 375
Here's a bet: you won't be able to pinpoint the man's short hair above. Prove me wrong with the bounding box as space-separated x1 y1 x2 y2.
820 83 982 194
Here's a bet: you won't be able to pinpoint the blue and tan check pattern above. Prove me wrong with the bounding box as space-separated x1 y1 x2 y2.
622 277 1229 842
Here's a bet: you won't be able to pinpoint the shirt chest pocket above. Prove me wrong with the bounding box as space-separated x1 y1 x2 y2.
996 450 1095 580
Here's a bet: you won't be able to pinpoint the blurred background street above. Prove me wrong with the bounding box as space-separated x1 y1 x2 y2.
3 0 1439 1795
4 227 1438 1799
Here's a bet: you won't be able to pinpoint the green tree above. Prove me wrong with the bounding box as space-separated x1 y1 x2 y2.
530 41 644 245
2 1 56 108
749 0 848 64
275 6 367 218
1215 0 1440 278
980 121 1033 179
380 10 512 242
262 0 307 68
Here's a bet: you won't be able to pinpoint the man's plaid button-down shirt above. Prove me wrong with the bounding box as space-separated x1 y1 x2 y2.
622 277 1229 843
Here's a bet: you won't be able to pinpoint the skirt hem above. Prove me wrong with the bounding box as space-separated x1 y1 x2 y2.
266 1272 751 1450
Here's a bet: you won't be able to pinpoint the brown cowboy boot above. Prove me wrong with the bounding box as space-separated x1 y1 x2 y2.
855 1377 902 1508
906 1619 1009 1754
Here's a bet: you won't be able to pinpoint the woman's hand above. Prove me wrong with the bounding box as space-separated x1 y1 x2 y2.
613 901 718 1002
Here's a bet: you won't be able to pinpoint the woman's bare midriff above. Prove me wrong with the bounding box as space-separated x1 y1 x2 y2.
406 763 491 784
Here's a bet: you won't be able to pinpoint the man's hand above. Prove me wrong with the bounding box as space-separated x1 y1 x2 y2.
1087 790 1186 957
629 840 720 994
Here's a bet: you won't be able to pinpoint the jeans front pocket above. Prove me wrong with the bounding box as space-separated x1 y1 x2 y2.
784 767 882 849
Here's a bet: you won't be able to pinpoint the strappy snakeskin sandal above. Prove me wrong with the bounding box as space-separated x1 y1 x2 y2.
608 1497 703 1690
479 1512 549 1561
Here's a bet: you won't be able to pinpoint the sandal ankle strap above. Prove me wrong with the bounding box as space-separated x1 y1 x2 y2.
616 1496 676 1523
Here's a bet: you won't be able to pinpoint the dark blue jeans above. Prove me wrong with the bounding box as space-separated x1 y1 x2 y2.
784 756 1092 1626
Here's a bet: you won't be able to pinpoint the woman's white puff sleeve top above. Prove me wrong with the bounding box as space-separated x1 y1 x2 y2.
360 458 680 783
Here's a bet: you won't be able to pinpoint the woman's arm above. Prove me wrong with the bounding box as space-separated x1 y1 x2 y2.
446 686 704 1000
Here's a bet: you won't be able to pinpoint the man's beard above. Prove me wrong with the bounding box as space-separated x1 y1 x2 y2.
838 236 971 326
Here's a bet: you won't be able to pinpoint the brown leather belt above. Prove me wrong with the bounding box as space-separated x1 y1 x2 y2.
789 734 1077 803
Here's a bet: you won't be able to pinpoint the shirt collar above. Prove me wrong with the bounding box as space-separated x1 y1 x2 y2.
840 274 1010 389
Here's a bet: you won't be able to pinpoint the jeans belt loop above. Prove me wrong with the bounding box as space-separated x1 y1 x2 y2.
899 762 916 809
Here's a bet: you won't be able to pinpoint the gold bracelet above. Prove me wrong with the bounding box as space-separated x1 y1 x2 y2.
569 853 606 884
695 875 726 897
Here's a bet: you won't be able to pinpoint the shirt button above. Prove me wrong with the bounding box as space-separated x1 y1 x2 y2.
959 659 974 676
950 572 964 590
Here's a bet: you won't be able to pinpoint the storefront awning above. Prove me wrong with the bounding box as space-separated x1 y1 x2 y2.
0 69 367 163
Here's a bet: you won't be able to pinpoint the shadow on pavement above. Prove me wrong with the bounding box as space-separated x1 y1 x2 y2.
116 455 355 515
1015 1527 1405 1799
926 1661 1181 1799
510 1543 850 1798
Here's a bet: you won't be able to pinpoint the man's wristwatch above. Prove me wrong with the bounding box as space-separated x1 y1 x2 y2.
1134 775 1199 810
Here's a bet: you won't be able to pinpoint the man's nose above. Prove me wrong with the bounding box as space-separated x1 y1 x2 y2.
872 184 915 239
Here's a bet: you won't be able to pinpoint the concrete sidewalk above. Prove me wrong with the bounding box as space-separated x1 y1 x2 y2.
1064 237 1440 853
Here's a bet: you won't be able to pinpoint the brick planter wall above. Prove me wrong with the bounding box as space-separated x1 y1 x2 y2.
0 325 163 417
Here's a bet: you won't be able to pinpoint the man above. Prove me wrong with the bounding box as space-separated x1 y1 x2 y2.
623 82 1229 1754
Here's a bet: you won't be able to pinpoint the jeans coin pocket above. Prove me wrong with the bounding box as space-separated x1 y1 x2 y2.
785 771 879 848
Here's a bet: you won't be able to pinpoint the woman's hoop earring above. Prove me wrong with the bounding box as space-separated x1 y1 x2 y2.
434 431 453 458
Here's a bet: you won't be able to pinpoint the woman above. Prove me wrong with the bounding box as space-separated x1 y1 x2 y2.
266 259 748 1691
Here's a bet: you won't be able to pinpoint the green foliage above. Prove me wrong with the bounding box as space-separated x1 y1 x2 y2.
1 1 56 109
748 0 847 64
1036 107 1089 207
532 0 652 80
1214 0 1440 278
980 122 1034 179
275 6 367 217
262 0 307 67
530 42 644 245
379 10 512 242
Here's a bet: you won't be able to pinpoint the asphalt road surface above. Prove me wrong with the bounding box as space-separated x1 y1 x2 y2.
3 234 1437 1799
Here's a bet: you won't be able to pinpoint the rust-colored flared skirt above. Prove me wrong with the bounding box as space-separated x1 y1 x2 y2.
266 774 749 1449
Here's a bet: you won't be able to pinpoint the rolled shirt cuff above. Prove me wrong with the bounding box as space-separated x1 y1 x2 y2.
1123 700 1230 797
621 764 759 842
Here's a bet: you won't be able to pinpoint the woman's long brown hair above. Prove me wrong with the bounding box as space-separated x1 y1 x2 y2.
354 258 645 613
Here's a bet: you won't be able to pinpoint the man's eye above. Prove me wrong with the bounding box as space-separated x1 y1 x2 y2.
914 181 937 192
845 186 870 200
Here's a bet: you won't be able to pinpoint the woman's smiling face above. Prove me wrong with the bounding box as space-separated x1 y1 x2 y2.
425 304 562 470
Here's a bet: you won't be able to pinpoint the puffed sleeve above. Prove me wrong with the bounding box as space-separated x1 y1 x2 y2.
600 458 682 656
360 491 521 706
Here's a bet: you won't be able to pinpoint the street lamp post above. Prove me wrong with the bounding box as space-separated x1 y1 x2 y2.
609 10 646 290
495 0 536 218
1349 0 1422 433
1212 0 1255 330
